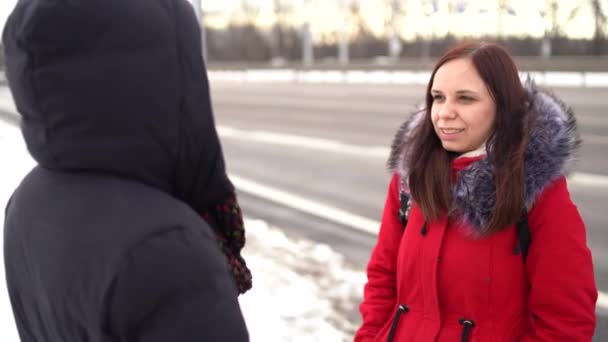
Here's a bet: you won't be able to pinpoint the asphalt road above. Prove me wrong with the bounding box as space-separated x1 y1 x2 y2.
0 81 606 339
209 81 608 340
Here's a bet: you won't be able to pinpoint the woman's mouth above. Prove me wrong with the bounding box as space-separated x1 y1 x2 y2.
438 128 465 141
440 128 465 135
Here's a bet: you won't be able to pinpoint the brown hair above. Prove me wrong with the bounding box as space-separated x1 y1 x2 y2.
408 41 529 234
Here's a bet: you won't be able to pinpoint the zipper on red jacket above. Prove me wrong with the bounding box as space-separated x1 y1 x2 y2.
386 304 409 342
459 318 475 342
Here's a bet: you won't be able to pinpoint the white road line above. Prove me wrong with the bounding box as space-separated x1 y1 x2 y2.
583 134 608 145
569 172 608 188
1 83 607 312
229 174 380 235
218 126 389 158
2 102 608 187
232 173 608 311
599 291 608 312
1 97 607 312
219 126 608 188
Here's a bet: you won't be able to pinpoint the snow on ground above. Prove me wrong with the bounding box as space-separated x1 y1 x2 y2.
0 113 366 341
240 220 366 341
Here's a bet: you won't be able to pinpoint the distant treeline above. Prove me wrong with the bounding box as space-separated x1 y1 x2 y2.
206 24 608 63
1 26 604 70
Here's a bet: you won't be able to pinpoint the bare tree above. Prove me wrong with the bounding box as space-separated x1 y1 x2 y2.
348 1 386 59
590 0 607 54
540 0 584 57
385 0 406 61
238 0 260 21
337 0 360 65
272 0 292 60
447 0 466 36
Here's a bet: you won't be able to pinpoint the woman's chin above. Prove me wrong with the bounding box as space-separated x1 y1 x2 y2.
440 141 465 153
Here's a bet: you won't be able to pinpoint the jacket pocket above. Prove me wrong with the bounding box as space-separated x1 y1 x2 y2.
386 304 409 342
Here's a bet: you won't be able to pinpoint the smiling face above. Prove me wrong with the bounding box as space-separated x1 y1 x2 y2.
430 57 497 154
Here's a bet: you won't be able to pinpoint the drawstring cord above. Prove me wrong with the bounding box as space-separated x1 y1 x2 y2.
459 318 475 342
420 221 428 236
387 304 409 342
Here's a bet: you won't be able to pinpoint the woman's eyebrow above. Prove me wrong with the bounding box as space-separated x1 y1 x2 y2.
455 89 478 95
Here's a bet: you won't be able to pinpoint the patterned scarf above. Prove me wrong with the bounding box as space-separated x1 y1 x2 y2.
201 195 252 294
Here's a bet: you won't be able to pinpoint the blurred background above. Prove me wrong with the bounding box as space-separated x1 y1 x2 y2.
5 1 605 68
193 0 607 69
0 0 607 341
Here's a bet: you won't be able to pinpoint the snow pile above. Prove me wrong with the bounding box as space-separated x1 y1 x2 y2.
240 220 366 341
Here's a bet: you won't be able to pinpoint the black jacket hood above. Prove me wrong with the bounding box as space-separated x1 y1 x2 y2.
2 0 232 211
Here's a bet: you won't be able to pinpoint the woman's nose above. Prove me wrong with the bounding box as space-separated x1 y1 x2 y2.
437 101 457 119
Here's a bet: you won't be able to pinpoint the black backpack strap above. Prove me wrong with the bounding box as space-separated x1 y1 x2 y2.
514 210 531 262
397 189 429 237
397 189 412 227
398 189 531 250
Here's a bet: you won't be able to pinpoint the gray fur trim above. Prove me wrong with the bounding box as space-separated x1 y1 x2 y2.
387 109 425 186
389 80 580 232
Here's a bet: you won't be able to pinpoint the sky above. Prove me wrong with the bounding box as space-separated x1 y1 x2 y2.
204 0 606 40
0 0 606 42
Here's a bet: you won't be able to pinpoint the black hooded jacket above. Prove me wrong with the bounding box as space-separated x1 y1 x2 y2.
2 0 249 340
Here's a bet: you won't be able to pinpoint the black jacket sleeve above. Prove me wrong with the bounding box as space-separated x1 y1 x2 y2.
105 225 249 342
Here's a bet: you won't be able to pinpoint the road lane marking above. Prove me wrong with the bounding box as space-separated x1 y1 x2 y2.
229 174 380 235
2 97 608 188
1 93 606 313
231 173 608 311
218 126 389 158
599 291 608 313
583 134 608 145
569 172 608 188
220 126 608 188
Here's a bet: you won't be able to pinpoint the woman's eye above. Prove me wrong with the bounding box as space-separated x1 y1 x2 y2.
432 94 444 101
460 96 474 102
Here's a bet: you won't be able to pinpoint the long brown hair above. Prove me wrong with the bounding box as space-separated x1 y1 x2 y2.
408 41 529 234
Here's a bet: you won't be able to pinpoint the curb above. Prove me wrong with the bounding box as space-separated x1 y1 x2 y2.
208 69 608 88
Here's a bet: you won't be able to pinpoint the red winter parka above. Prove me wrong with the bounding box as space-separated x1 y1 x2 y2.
355 84 597 342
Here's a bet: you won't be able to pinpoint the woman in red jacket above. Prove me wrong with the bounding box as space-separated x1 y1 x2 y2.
355 42 597 342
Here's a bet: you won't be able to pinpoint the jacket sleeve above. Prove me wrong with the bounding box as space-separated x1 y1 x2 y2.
105 226 249 342
355 173 404 341
521 176 597 342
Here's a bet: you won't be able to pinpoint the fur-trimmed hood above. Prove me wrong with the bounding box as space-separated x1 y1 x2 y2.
388 80 581 233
